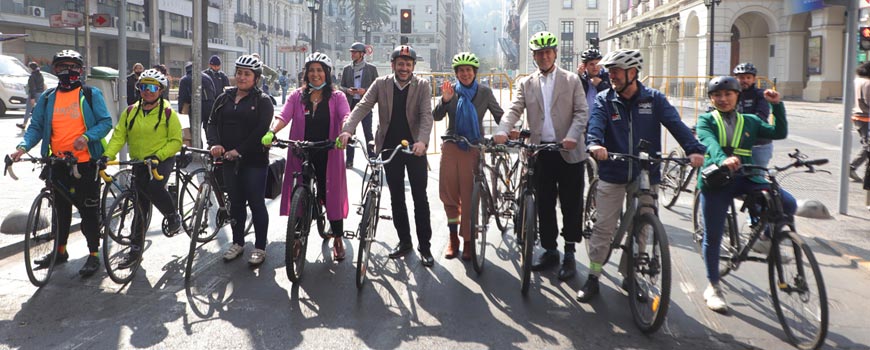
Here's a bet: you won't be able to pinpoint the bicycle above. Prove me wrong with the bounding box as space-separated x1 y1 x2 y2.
271 138 338 283
487 130 528 233
581 140 690 333
350 140 412 289
4 152 82 287
659 146 697 209
691 150 829 349
183 147 253 282
98 158 163 284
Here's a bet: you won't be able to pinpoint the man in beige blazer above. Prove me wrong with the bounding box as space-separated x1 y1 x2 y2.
339 45 436 267
493 31 589 281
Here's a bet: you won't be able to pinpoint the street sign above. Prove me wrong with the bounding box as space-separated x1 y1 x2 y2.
92 13 111 28
365 45 374 56
61 10 84 27
278 45 308 53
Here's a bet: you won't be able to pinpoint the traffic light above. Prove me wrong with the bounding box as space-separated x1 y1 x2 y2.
400 9 412 34
861 27 870 51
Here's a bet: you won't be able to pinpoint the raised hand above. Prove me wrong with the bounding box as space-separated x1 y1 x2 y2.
441 81 454 103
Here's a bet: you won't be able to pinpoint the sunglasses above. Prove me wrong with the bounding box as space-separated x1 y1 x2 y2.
55 63 82 71
139 84 160 92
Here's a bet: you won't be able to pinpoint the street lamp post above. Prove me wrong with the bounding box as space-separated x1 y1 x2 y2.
306 0 321 53
260 36 269 63
361 20 372 48
65 0 80 52
704 0 722 77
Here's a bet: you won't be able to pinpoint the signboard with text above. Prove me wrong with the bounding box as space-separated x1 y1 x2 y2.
60 10 84 27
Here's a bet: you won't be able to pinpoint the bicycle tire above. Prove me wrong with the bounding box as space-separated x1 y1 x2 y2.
520 194 536 296
286 187 312 283
626 212 671 334
179 168 206 235
585 157 598 184
316 201 329 240
24 192 57 287
356 192 378 289
659 148 686 209
189 176 223 243
769 230 828 350
583 179 598 258
470 181 489 274
102 191 142 284
491 155 510 232
185 181 212 282
100 168 132 222
692 190 739 275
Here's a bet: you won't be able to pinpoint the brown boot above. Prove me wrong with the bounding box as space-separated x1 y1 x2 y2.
461 241 473 261
445 232 460 259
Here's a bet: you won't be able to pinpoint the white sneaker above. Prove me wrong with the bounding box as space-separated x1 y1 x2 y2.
248 249 266 266
751 237 772 255
223 243 244 261
704 283 728 312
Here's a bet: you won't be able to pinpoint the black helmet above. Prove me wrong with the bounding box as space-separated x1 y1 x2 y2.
350 42 366 52
580 48 602 63
707 76 741 96
52 50 84 68
390 45 417 62
732 62 757 76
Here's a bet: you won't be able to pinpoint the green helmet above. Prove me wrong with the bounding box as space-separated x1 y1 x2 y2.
529 31 558 51
451 52 480 69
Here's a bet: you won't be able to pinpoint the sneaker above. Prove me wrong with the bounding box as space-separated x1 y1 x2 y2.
34 250 69 268
79 255 101 277
850 167 862 183
751 236 772 256
345 160 353 169
704 283 728 312
166 213 182 236
117 249 142 269
223 243 244 261
576 274 600 302
248 249 266 265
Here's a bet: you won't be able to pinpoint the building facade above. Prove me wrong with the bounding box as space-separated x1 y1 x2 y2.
516 0 609 74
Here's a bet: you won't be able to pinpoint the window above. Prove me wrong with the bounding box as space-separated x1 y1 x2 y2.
561 21 575 69
561 21 574 35
563 0 572 9
587 0 598 9
586 20 599 36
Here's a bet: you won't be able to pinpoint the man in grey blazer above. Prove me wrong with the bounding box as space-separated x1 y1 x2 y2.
340 42 379 168
339 45 436 267
493 31 589 281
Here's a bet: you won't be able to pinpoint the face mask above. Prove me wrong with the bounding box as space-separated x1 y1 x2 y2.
57 69 82 91
308 82 327 90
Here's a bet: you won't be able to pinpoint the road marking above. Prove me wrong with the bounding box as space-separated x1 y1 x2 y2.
787 135 839 151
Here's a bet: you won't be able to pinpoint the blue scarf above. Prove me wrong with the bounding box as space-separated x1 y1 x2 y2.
454 80 480 150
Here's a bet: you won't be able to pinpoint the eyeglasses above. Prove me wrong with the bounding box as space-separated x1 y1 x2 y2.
139 84 160 93
55 63 82 71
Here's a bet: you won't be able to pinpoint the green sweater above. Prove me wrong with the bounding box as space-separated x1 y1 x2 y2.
696 102 787 187
104 102 183 161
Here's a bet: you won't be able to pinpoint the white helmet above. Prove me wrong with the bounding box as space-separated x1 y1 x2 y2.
600 49 643 70
234 54 263 74
305 52 333 70
137 68 168 89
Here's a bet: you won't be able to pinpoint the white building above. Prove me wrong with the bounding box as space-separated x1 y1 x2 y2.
516 0 609 74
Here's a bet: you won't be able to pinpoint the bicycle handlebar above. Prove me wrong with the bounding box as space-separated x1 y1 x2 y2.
373 140 413 166
272 138 338 150
5 152 79 181
98 158 163 183
606 152 691 166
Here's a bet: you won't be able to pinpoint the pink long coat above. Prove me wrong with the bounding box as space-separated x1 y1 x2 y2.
277 88 349 221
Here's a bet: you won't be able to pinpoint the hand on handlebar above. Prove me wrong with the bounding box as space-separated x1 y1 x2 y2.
493 134 507 145
9 148 25 162
722 156 741 172
588 145 608 161
412 142 426 156
261 131 275 146
338 132 352 149
210 145 225 158
688 153 704 168
561 138 577 150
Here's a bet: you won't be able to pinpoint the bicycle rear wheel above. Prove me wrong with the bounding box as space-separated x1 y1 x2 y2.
769 230 828 350
102 191 142 284
692 191 740 276
188 177 223 243
286 187 312 283
626 212 671 334
520 194 536 296
185 181 213 282
24 192 57 287
491 155 512 232
356 192 379 289
659 148 686 209
469 181 490 274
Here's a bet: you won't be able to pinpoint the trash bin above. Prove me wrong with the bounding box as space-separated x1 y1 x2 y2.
88 66 120 124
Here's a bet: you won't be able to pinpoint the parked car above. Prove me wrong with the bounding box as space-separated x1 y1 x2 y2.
0 55 57 117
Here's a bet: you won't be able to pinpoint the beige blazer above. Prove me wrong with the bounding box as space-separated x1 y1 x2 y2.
342 74 434 153
496 66 589 163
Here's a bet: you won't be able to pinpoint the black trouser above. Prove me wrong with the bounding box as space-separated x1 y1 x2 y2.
851 120 869 169
50 161 101 253
384 152 432 252
130 157 176 249
534 150 584 251
345 99 375 164
307 150 343 237
223 164 269 249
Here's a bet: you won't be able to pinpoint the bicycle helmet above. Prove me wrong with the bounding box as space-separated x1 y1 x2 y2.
451 52 480 69
706 76 741 95
732 62 757 76
137 68 168 89
529 31 558 51
350 42 366 52
234 54 263 75
600 49 643 70
305 52 333 70
390 45 417 62
580 48 603 63
52 49 84 67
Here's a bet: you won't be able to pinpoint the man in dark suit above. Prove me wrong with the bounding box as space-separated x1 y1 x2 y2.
126 63 144 105
340 42 379 168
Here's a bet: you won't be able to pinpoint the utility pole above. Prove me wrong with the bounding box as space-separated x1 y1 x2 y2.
118 0 128 162
150 0 160 66
839 0 859 214
84 0 91 75
191 0 204 148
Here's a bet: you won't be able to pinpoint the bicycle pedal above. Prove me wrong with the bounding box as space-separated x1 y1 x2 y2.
379 215 392 220
344 230 357 239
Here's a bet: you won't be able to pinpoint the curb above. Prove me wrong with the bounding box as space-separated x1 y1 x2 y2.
812 236 870 274
0 222 81 261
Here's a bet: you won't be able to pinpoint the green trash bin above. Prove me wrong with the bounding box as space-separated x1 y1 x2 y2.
87 66 121 123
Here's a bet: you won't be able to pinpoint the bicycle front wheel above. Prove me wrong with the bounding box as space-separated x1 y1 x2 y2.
491 155 512 232
626 212 671 334
102 191 143 284
286 187 312 283
469 181 490 274
356 191 379 289
185 181 214 282
659 148 686 209
520 194 536 296
583 179 598 257
24 192 57 287
769 230 828 350
179 168 206 235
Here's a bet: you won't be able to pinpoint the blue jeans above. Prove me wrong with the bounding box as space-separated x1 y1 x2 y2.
752 143 774 169
700 175 796 284
23 98 34 124
223 165 269 249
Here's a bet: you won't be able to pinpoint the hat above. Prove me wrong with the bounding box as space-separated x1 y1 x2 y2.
210 55 221 66
185 61 193 72
28 61 38 70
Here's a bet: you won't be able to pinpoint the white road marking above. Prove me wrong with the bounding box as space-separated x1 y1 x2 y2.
786 135 840 151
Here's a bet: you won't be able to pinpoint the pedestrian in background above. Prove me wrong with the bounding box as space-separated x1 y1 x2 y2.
17 61 44 129
204 55 230 94
851 61 870 183
126 62 144 106
340 42 379 168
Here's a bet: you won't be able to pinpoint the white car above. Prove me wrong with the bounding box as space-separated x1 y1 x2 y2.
0 55 58 117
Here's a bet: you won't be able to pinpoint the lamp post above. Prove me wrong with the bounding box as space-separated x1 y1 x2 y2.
361 20 372 49
260 36 269 63
306 0 321 53
65 0 80 52
704 0 722 76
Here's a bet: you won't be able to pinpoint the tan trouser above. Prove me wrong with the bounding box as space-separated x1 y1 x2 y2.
588 179 657 276
439 142 479 241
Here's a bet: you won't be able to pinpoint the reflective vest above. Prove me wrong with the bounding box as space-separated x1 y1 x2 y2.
712 110 752 157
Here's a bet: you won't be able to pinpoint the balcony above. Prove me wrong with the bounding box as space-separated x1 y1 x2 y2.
259 22 266 31
234 13 255 27
208 0 221 9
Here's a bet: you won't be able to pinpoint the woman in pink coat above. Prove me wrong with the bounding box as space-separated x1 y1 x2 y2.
263 52 350 261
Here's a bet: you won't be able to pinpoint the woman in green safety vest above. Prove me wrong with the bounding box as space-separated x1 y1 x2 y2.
695 75 796 313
